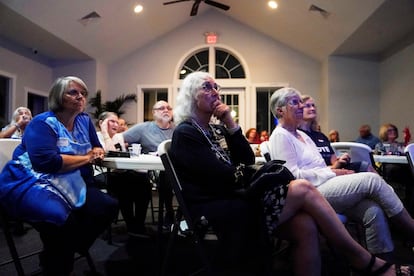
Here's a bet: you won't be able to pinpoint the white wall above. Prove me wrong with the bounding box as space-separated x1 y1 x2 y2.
380 43 414 138
326 56 380 141
2 9 414 140
53 60 98 95
108 10 321 125
0 47 52 112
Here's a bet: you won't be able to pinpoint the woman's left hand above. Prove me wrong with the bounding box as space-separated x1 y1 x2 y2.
333 152 351 168
100 118 110 137
331 168 354 176
88 147 105 164
213 102 237 129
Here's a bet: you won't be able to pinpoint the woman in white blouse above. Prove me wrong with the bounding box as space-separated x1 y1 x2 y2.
269 87 414 266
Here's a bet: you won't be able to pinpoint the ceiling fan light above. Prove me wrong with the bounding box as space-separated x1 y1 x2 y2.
268 1 278 9
134 4 143 14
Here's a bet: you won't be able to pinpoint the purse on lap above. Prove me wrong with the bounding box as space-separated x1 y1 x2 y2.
236 159 295 197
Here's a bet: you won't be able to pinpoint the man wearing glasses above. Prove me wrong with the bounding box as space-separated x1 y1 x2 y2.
121 100 176 233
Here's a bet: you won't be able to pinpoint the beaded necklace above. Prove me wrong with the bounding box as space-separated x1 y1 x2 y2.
191 119 232 165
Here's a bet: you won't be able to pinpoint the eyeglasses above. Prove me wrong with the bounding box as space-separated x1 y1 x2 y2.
201 82 220 93
153 106 172 111
387 129 397 133
303 103 316 109
286 98 302 107
65 89 88 98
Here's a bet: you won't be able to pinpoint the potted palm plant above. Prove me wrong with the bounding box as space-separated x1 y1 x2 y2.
88 90 137 120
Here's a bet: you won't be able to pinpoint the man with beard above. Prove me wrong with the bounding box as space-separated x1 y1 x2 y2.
122 100 176 231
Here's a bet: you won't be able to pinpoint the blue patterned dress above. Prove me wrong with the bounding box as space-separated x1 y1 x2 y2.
0 111 101 226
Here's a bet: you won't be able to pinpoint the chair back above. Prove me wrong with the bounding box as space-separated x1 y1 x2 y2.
0 139 21 170
260 141 271 162
404 143 414 178
157 139 213 275
330 141 375 166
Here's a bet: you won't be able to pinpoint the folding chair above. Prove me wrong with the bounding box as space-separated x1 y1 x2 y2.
157 139 213 276
404 143 414 176
331 141 378 172
260 141 271 162
0 138 97 275
0 139 41 275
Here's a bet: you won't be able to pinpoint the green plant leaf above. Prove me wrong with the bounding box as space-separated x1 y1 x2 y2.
88 91 137 119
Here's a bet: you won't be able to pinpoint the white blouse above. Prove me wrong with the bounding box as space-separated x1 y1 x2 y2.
269 126 336 187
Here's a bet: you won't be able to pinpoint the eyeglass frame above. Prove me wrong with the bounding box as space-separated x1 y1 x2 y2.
286 98 303 107
153 106 172 111
303 103 316 109
201 81 221 93
65 89 88 98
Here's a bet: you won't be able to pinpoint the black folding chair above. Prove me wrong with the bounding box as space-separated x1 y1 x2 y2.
157 139 213 276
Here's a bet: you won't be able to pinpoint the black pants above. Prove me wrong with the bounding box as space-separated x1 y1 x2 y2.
190 198 271 274
382 163 414 215
33 187 118 275
107 170 152 233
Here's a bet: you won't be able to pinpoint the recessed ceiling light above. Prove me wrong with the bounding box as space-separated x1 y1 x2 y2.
268 1 278 9
134 4 143 14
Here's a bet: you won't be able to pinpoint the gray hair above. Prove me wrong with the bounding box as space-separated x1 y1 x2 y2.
10 107 32 124
48 76 88 112
269 87 301 119
174 71 212 125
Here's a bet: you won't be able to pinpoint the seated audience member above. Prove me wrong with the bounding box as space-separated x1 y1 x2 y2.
245 127 261 144
376 123 405 155
298 94 394 259
299 95 377 173
356 124 381 149
259 130 269 142
328 129 340 142
170 71 411 275
376 123 414 215
269 87 414 265
0 107 32 235
97 111 151 236
0 106 32 138
0 76 118 275
122 100 175 227
117 117 129 133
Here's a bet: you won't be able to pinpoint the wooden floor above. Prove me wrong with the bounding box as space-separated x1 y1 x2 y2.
2 193 414 276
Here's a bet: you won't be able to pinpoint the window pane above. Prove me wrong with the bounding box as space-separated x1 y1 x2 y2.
215 49 245 79
143 88 168 121
0 75 10 127
180 49 209 79
28 92 48 116
256 88 282 133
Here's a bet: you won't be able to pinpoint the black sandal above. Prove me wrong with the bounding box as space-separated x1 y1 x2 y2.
354 254 406 276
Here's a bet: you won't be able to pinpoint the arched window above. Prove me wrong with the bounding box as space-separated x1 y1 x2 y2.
179 48 245 79
215 49 245 79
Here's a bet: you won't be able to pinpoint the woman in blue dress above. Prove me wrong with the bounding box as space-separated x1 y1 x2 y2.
0 76 118 275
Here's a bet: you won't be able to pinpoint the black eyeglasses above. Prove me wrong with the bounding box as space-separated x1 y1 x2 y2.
153 106 172 111
303 103 316 109
201 82 220 93
286 98 302 107
65 89 88 98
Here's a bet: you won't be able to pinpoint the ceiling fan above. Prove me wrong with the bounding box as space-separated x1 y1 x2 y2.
163 0 230 16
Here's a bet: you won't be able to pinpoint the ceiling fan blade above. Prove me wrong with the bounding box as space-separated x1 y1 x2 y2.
204 0 230 11
190 0 202 16
163 0 190 5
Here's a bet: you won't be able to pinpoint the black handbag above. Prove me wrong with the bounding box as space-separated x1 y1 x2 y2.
236 159 295 197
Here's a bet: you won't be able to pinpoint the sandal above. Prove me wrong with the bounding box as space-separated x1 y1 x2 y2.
354 254 411 275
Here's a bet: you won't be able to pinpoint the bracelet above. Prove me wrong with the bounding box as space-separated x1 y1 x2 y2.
227 125 240 135
13 123 20 130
